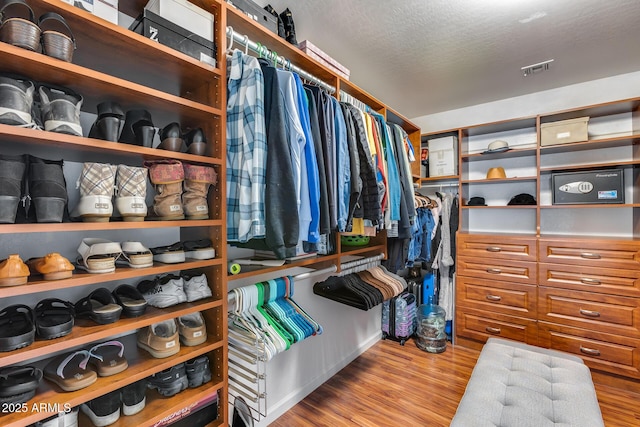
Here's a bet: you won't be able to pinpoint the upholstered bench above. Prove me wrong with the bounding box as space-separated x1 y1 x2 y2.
450 338 604 427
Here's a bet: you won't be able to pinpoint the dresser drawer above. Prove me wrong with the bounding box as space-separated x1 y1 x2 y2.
539 238 640 270
539 263 640 297
538 322 640 379
458 256 537 284
457 234 537 262
455 307 538 346
538 287 640 338
456 276 536 318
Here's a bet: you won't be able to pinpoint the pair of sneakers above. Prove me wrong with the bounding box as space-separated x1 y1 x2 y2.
137 272 211 308
147 355 211 397
80 379 146 427
137 312 207 359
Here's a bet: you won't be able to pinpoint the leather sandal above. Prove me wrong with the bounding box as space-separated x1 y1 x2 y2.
112 284 147 317
0 365 42 404
26 252 74 281
43 350 96 392
75 238 122 274
87 340 128 376
117 241 153 269
0 304 35 352
74 287 122 324
34 298 74 340
0 254 30 286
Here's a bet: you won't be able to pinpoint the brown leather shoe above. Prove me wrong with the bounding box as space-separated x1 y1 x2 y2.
26 253 74 281
0 254 30 286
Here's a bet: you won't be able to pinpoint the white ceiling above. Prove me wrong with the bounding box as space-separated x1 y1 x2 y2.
252 0 640 120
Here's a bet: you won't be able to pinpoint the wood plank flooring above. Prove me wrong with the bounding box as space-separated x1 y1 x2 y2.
269 338 640 427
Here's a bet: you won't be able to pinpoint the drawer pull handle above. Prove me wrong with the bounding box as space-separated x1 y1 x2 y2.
581 278 601 285
486 246 502 252
580 346 601 356
580 252 601 260
485 327 501 334
486 295 502 302
579 309 601 318
487 268 502 274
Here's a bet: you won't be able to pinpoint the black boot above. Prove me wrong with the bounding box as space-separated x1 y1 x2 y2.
26 156 69 223
279 8 297 45
0 154 27 223
89 101 124 142
119 109 156 148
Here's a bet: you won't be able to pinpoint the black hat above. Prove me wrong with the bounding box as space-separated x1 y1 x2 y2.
507 193 536 205
467 197 486 206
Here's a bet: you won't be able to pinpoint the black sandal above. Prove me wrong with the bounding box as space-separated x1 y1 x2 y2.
112 284 147 318
0 304 35 352
75 288 122 325
35 298 75 340
0 365 42 404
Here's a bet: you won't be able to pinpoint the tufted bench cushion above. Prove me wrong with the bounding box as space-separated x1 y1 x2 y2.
450 338 604 427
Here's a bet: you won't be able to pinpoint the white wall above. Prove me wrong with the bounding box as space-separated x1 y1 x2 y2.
412 71 640 131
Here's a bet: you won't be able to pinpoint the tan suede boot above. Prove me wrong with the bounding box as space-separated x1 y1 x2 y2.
182 163 217 220
143 160 184 220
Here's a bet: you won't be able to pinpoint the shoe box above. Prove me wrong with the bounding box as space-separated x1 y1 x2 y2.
226 0 277 35
129 8 216 67
552 168 624 205
153 391 218 426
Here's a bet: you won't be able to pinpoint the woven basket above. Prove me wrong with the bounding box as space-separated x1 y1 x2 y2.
42 30 73 62
0 13 41 51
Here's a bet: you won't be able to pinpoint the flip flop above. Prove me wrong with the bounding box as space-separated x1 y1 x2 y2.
87 340 128 376
74 288 122 324
0 365 42 402
112 284 148 317
35 298 75 340
44 350 97 392
117 241 153 269
0 304 35 352
75 238 122 274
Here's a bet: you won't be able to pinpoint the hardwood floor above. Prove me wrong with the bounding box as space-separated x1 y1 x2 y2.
269 338 640 427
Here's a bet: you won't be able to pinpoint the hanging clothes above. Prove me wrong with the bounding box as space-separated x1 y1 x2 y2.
226 49 267 243
339 102 362 233
333 97 350 233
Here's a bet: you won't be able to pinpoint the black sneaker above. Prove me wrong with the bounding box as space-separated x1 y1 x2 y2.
147 363 188 397
80 389 120 426
121 379 147 416
185 355 211 388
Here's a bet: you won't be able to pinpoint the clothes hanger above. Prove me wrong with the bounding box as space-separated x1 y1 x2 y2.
226 26 235 55
243 35 249 55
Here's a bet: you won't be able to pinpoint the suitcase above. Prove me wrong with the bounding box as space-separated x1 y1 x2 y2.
381 292 417 346
407 277 422 306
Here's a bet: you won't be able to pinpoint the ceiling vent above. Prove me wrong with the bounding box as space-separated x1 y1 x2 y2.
521 59 554 77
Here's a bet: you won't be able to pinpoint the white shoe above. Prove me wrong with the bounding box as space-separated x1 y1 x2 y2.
137 275 187 308
183 273 212 302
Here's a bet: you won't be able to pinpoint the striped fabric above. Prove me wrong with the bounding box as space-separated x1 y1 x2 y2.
226 49 267 242
116 164 147 197
78 163 116 196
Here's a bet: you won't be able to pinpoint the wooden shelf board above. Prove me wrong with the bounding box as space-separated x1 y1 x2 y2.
0 335 223 427
463 116 537 137
461 146 537 161
539 160 640 173
539 133 640 154
0 258 224 298
461 176 537 184
420 175 459 182
0 299 223 369
540 97 640 123
0 214 222 234
462 205 537 209
339 244 386 258
540 203 640 209
228 254 341 281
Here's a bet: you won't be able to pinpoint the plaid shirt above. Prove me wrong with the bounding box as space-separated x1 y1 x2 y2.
226 50 267 242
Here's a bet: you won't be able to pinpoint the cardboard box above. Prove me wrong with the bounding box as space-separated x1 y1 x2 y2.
428 136 457 177
93 0 118 24
299 40 350 80
541 116 589 146
227 0 278 35
552 169 623 205
129 10 216 67
145 0 214 42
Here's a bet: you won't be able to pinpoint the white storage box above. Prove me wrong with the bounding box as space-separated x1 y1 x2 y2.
62 0 93 13
428 136 457 177
94 0 118 24
540 116 589 146
145 0 214 42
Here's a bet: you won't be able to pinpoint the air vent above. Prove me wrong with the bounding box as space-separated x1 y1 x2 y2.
521 59 554 76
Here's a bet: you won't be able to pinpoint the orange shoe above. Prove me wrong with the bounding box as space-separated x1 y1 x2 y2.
27 253 74 281
0 254 30 286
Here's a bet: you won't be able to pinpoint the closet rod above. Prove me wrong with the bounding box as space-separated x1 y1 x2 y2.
226 26 336 94
339 253 385 271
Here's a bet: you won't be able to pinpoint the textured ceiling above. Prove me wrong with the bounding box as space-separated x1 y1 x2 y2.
251 0 640 119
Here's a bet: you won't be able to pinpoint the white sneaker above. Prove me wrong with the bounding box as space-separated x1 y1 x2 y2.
182 273 212 302
137 275 187 308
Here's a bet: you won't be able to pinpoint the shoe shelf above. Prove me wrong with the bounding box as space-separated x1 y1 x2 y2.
0 259 223 298
0 299 223 369
0 219 223 234
31 0 223 108
0 124 223 166
0 333 224 427
461 176 538 184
